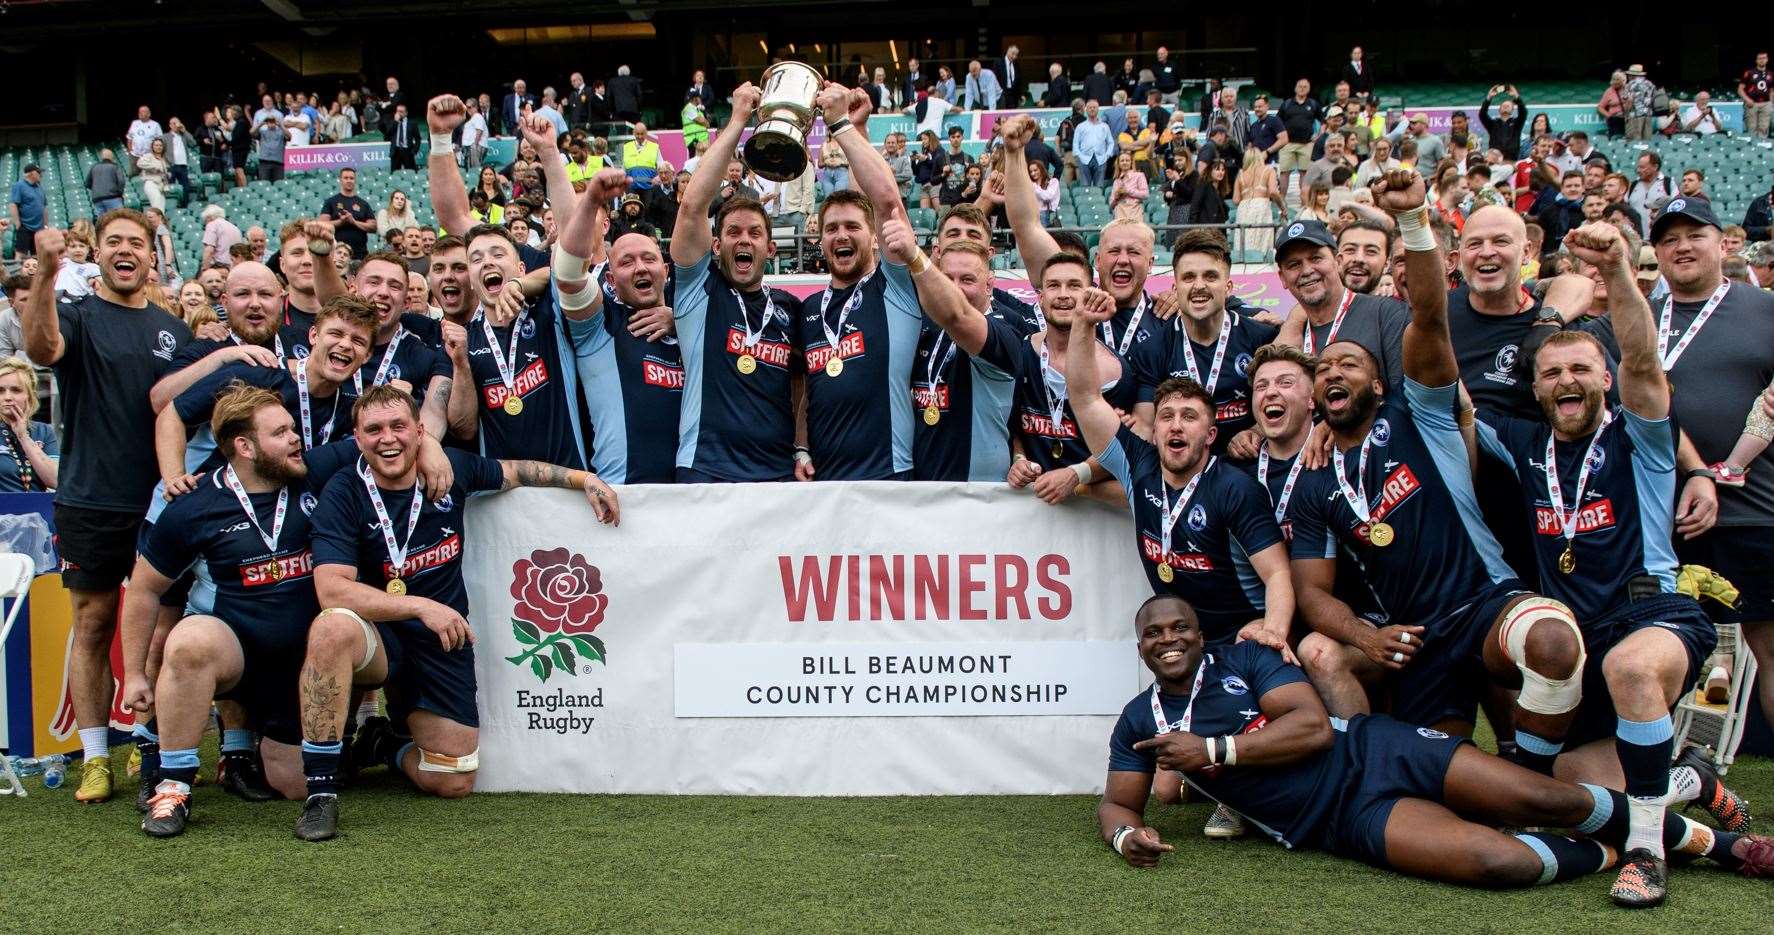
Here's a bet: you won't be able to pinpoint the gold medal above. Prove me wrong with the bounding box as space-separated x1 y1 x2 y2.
1367 521 1395 548
267 561 284 583
1051 441 1065 459
386 577 407 595
923 404 941 426
1156 563 1175 583
737 353 757 374
503 396 524 416
825 356 844 378
1558 545 1576 575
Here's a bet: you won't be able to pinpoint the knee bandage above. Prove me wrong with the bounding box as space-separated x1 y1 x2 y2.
417 747 480 774
552 248 594 312
1499 597 1586 715
320 608 380 674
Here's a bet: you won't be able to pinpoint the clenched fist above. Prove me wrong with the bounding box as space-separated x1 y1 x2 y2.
428 95 466 134
1562 222 1627 273
1367 168 1427 215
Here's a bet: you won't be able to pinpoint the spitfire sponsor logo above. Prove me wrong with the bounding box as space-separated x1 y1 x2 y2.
382 532 462 579
724 327 792 368
1535 498 1616 535
805 331 866 372
642 357 685 389
240 550 313 587
912 383 952 410
1019 410 1078 439
1367 463 1421 523
482 357 549 409
1215 398 1249 423
1139 533 1214 572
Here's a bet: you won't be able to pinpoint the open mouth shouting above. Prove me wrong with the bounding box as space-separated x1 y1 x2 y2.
1108 266 1135 291
1553 387 1586 420
730 246 757 280
1322 382 1352 416
1260 401 1288 428
829 241 857 264
437 282 463 305
480 270 506 297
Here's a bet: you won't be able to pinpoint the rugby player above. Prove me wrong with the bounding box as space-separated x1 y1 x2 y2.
1475 220 1751 905
926 203 1044 336
1274 219 1410 388
1288 170 1591 754
1100 595 1774 888
297 385 618 840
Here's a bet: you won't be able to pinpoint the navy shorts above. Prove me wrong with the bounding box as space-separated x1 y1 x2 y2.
211 615 308 745
377 618 480 729
1386 584 1527 728
1322 714 1470 868
1676 525 1774 624
1563 593 1719 748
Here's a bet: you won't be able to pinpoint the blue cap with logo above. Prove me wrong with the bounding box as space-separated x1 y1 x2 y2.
1275 218 1337 261
1650 196 1721 241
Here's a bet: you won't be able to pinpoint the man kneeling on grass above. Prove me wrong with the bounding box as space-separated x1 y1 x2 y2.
1097 594 1773 898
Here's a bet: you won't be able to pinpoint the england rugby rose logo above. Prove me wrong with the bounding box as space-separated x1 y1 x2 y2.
504 547 609 682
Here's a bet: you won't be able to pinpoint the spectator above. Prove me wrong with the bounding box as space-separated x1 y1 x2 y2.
199 204 241 268
1234 146 1282 257
934 66 957 104
1143 88 1171 137
817 146 852 201
1479 84 1526 160
1386 112 1446 173
377 189 419 244
0 274 32 362
1741 51 1772 139
126 105 162 174
1023 125 1062 181
609 65 643 122
535 88 569 136
622 122 662 189
174 279 213 330
502 79 535 134
901 58 927 102
681 92 710 152
1744 176 1774 241
1073 101 1116 188
1208 86 1250 153
867 68 894 112
1680 169 1711 201
1197 124 1237 174
1190 158 1232 230
1341 45 1374 99
586 79 614 136
244 225 270 264
1627 150 1674 237
1110 153 1149 220
777 163 815 234
1623 64 1656 140
282 100 312 147
1162 152 1199 242
1546 130 1590 177
1246 95 1285 164
1056 99 1086 181
1118 110 1157 180
1103 90 1131 137
1151 46 1180 105
137 138 170 212
1534 170 1586 244
1598 70 1628 139
225 105 251 188
1029 159 1061 227
1722 224 1747 256
53 230 100 298
964 60 1003 111
1302 133 1352 193
912 130 949 209
1276 78 1322 201
1681 92 1725 136
1042 64 1072 108
563 72 593 130
1354 135 1399 188
85 149 127 216
943 125 973 177
1311 105 1347 161
387 103 421 171
1113 58 1140 101
1749 242 1774 285
323 102 352 143
1294 181 1333 223
1082 61 1114 106
461 98 489 168
906 84 954 141
255 109 288 181
994 45 1024 109
322 167 376 257
685 69 713 110
474 165 510 207
883 132 913 202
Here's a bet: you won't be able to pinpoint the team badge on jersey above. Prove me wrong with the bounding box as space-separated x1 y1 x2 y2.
300 492 318 516
1235 352 1252 377
1370 418 1391 447
154 330 177 360
1585 446 1606 474
1221 675 1250 695
435 494 454 512
1417 727 1450 739
1188 504 1208 532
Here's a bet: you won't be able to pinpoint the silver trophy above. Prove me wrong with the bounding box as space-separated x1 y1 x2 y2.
743 61 825 182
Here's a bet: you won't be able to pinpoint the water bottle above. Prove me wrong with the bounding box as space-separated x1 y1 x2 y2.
8 756 43 777
41 754 67 789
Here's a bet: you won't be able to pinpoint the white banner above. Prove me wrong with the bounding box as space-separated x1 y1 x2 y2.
464 482 1149 795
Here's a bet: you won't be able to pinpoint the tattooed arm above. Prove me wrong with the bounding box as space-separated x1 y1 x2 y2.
499 460 621 525
420 374 452 439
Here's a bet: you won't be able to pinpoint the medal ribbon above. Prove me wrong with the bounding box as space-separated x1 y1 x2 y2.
1101 293 1148 356
924 330 958 406
1657 281 1729 370
354 327 409 393
1331 432 1378 524
1150 651 1213 735
1159 457 1215 563
221 465 289 561
229 329 285 360
1182 313 1233 395
817 272 871 364
477 307 529 407
295 364 342 450
730 287 777 353
1302 289 1355 356
1257 445 1306 524
1036 340 1071 443
1543 411 1613 555
358 458 424 581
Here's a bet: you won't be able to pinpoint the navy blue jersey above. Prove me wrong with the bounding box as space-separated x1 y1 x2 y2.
1098 428 1283 642
1446 284 1542 419
310 448 506 617
1289 380 1518 627
796 262 924 480
354 326 451 404
566 266 682 484
1107 643 1339 847
168 337 230 374
1129 312 1278 451
910 315 1025 482
281 300 317 345
173 361 356 458
981 329 1139 472
463 289 588 470
1233 448 1382 618
672 253 800 481
991 288 1045 336
399 312 443 351
1100 295 1164 358
1477 406 1679 620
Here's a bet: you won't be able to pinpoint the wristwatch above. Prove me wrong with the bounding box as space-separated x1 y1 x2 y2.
1532 304 1563 326
1685 468 1715 482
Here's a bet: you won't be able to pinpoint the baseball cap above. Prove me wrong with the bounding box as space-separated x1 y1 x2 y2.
1649 196 1721 241
1326 105 1345 119
1275 219 1337 260
1408 112 1429 124
1636 245 1661 282
620 193 643 207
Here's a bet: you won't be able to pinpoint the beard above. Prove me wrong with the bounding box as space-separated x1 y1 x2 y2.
1320 381 1381 432
253 446 308 485
1342 261 1379 294
1538 383 1606 438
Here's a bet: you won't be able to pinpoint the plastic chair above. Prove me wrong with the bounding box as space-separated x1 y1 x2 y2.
0 552 38 798
1672 622 1759 775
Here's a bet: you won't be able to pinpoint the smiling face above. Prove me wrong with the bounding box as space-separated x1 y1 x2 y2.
353 257 410 333
1337 228 1387 294
714 204 773 289
427 245 470 317
1278 244 1338 308
1137 598 1203 685
307 314 373 385
1152 390 1216 475
609 233 667 308
1172 251 1229 324
96 216 153 297
237 405 308 485
1533 337 1611 438
818 202 875 283
1251 358 1314 442
1038 258 1092 329
1654 220 1724 294
1313 341 1384 433
178 281 208 314
1459 206 1525 299
1096 224 1152 308
354 400 422 481
466 232 524 310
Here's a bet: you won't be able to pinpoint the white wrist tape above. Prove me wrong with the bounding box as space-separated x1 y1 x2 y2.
1112 825 1136 855
429 133 455 155
794 448 813 467
1395 204 1435 252
1070 461 1093 485
1204 736 1219 765
1222 736 1238 767
552 248 595 311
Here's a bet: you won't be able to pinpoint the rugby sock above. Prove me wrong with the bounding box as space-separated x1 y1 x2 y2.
221 729 256 755
132 720 161 777
1513 832 1615 884
1667 764 1703 805
356 692 380 725
395 741 418 776
79 726 110 761
1578 784 1695 855
1510 729 1563 776
1671 817 1744 869
158 747 200 791
301 740 344 797
1615 715 1674 857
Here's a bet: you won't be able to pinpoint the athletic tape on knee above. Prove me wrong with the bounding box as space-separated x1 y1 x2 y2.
417 747 479 774
552 248 594 311
1499 598 1586 715
321 608 379 673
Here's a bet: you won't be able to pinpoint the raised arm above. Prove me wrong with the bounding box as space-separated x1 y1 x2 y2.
440 321 478 439
1566 222 1666 419
1064 288 1126 456
879 213 988 353
21 228 66 364
1370 169 1456 386
555 168 628 322
672 83 759 267
426 95 473 238
997 115 1061 274
815 83 895 235
308 219 348 304
516 114 577 217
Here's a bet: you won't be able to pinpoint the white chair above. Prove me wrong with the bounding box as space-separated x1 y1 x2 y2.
0 551 38 797
1672 622 1760 775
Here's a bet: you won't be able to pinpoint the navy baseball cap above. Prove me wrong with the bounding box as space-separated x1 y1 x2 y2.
1650 196 1720 241
1275 219 1336 260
